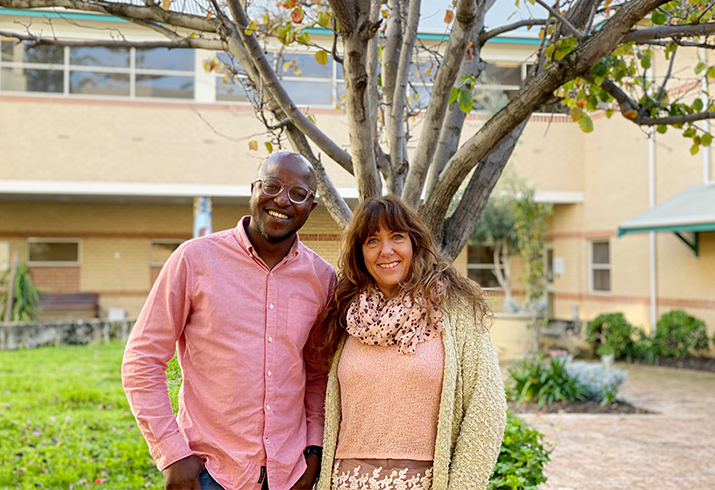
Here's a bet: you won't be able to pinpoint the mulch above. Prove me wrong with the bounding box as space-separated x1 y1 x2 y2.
508 400 652 415
631 356 715 373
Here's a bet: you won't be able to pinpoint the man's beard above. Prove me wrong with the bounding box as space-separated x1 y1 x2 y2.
257 222 292 244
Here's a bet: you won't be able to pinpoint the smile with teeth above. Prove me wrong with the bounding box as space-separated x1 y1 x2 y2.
378 261 400 269
267 210 289 220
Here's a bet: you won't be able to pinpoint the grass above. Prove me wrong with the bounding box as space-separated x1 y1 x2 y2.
0 342 164 490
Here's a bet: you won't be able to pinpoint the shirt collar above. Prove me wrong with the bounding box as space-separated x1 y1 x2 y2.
234 215 303 262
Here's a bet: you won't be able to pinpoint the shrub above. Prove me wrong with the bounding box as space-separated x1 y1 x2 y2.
586 313 636 359
566 360 627 404
652 310 709 358
489 411 551 490
506 356 588 408
0 262 40 321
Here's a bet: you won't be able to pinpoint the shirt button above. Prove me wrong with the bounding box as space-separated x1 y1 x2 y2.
267 370 272 377
266 438 270 444
266 404 271 410
269 303 274 309
268 337 273 342
270 272 273 277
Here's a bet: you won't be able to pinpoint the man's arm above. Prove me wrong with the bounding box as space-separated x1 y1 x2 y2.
121 246 196 473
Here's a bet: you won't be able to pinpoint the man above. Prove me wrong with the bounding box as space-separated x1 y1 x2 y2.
122 152 335 490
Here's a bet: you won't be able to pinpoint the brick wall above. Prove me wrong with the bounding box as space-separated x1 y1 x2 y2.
30 267 80 293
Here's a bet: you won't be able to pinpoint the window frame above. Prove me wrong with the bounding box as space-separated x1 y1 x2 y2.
149 239 186 267
26 237 81 267
466 243 506 291
589 240 611 294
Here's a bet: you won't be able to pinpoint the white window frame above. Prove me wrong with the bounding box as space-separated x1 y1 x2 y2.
26 237 81 267
589 240 611 294
466 244 506 291
149 239 186 267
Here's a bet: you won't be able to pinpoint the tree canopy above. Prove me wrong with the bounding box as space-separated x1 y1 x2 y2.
2 0 714 261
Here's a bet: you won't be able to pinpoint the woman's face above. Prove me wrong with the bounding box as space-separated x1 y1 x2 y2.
361 225 413 299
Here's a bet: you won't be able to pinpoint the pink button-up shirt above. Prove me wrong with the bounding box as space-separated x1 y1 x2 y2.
122 217 335 490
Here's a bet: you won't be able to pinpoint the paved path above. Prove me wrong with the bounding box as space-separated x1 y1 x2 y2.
519 363 715 490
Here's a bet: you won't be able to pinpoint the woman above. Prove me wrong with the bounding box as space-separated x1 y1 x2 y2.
316 196 506 490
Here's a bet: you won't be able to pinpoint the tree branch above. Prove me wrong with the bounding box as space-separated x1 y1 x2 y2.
402 0 478 208
634 111 715 126
478 18 548 44
622 22 715 43
0 0 220 32
534 0 584 40
422 0 672 238
224 0 354 174
0 30 224 50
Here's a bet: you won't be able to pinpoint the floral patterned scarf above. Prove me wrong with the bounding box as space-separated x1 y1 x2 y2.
345 285 444 355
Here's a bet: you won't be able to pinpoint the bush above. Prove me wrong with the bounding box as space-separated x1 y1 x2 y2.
566 360 627 404
586 313 636 359
506 356 588 408
652 310 709 358
489 411 551 490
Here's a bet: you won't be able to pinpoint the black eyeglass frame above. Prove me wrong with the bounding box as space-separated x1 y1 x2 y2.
252 177 316 205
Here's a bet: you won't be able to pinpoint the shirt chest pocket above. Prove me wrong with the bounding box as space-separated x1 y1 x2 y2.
283 297 322 347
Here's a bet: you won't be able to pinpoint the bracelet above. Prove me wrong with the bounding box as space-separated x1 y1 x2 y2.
304 446 323 459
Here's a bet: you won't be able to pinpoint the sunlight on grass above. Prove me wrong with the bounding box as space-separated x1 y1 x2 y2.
0 342 164 489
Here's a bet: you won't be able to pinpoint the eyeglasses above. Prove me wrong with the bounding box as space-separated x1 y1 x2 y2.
252 177 316 204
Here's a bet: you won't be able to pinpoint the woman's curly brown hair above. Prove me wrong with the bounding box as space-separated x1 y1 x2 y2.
315 195 492 366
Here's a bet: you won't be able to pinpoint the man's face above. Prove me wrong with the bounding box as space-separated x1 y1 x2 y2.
249 154 317 244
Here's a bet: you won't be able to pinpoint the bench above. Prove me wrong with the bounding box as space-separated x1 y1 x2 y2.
38 293 100 320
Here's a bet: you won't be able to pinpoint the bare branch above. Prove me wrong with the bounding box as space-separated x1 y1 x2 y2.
633 111 715 126
0 0 221 32
635 39 715 49
224 0 354 174
534 0 584 40
478 18 548 44
622 22 715 43
0 29 224 50
402 0 478 208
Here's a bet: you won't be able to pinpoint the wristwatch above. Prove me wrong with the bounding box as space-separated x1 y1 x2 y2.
304 446 323 459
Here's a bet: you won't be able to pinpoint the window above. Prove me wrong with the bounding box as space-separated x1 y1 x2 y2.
150 239 185 266
467 245 503 289
590 241 611 293
1 41 194 99
27 238 80 266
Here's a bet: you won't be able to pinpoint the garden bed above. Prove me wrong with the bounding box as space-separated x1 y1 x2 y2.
508 399 652 414
632 357 715 373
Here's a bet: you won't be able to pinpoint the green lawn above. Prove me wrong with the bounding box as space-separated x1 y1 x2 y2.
0 342 164 490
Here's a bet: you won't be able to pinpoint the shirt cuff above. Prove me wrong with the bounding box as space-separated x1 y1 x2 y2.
306 424 324 448
151 431 195 471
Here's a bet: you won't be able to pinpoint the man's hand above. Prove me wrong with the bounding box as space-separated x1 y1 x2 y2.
163 454 205 490
289 452 321 490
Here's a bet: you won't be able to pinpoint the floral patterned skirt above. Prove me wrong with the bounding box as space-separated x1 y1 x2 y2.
331 458 433 490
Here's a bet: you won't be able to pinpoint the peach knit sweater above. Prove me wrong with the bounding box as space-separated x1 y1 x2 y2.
334 334 444 460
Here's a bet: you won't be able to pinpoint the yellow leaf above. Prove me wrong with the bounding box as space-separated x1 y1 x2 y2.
245 20 256 36
265 141 273 153
315 50 329 65
249 140 258 151
161 0 171 9
623 109 638 120
444 9 454 23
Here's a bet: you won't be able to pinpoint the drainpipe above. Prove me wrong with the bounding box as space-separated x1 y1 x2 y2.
701 48 711 185
647 65 657 332
649 127 657 331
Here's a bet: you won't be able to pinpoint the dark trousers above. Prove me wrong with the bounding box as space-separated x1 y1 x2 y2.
200 468 269 490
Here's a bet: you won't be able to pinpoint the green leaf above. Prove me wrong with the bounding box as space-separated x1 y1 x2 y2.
651 10 667 25
317 11 331 28
577 114 594 133
297 32 310 45
701 133 713 147
306 114 317 124
690 143 700 155
641 53 651 70
264 141 273 153
315 50 329 65
708 66 715 79
656 125 668 134
448 88 461 106
570 106 584 122
693 98 704 112
245 20 256 36
457 89 473 114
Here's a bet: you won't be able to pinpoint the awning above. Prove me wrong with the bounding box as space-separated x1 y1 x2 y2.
617 183 715 256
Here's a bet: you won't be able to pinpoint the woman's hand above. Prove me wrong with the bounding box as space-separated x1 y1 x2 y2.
289 452 321 490
163 454 204 490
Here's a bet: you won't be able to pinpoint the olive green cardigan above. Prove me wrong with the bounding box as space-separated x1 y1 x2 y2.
316 300 507 490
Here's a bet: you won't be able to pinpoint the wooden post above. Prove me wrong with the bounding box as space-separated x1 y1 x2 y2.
3 251 19 322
